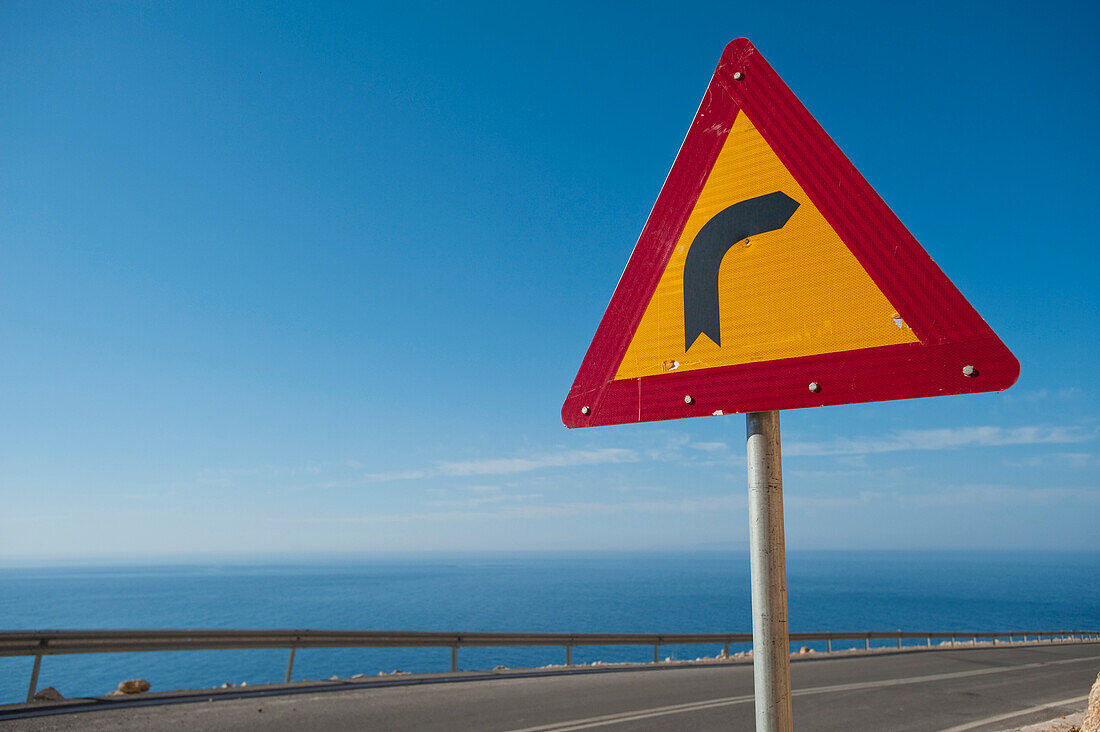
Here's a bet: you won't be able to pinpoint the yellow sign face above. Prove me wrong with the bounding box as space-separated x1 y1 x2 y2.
614 110 918 381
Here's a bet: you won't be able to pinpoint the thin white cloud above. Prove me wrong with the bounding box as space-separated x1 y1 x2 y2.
690 441 728 452
465 485 502 493
360 468 430 481
787 491 884 510
785 466 912 481
364 447 640 482
784 426 1090 457
425 492 543 509
895 484 1099 508
1004 452 1097 469
1003 387 1083 404
293 494 747 524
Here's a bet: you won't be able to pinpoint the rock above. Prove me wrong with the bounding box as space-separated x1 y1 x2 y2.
351 674 366 680
799 647 811 654
107 690 125 697
33 686 64 702
118 679 150 694
493 665 508 671
1083 671 1100 732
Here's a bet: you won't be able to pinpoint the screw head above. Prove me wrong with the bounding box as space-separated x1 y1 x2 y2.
962 365 976 377
580 406 590 415
808 382 820 393
684 395 694 405
733 71 743 80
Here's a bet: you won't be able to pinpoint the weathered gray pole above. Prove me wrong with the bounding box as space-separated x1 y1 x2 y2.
746 410 793 732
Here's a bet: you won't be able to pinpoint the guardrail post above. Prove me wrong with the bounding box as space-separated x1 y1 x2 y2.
566 645 572 667
653 644 659 663
26 653 42 703
723 642 730 658
26 651 42 704
896 637 901 649
285 647 296 683
451 646 458 672
864 637 869 651
951 635 956 646
826 639 831 653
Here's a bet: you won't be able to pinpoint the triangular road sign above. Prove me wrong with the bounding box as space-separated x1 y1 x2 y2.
562 39 1018 428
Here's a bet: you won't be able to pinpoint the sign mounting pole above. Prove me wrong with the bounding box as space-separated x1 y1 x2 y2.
746 410 792 732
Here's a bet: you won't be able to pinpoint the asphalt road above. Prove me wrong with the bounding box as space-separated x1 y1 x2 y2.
4 642 1098 731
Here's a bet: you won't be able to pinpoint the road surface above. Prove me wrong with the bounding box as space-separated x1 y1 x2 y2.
3 642 1098 730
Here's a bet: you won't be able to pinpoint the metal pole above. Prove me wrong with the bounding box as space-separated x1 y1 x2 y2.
746 411 792 732
451 646 458 672
285 647 296 683
27 654 42 703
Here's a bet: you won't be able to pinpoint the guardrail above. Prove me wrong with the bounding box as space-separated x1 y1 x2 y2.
4 629 1098 704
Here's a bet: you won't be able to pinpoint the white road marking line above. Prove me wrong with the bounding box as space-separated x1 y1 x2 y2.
508 695 756 732
938 694 1088 731
507 654 1100 732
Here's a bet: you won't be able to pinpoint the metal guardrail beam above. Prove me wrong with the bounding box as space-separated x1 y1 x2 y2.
2 629 1098 658
6 629 1097 703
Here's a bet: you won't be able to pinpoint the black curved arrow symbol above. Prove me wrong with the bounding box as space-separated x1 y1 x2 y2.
683 191 800 350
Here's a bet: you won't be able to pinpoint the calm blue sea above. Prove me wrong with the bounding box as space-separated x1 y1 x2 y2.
2 551 1098 704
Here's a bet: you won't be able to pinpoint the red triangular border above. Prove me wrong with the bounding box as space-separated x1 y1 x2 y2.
562 39 1018 428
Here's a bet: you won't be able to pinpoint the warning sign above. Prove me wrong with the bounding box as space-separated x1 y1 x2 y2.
562 39 1018 428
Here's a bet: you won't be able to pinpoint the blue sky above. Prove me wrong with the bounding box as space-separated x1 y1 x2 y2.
1 0 1097 561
